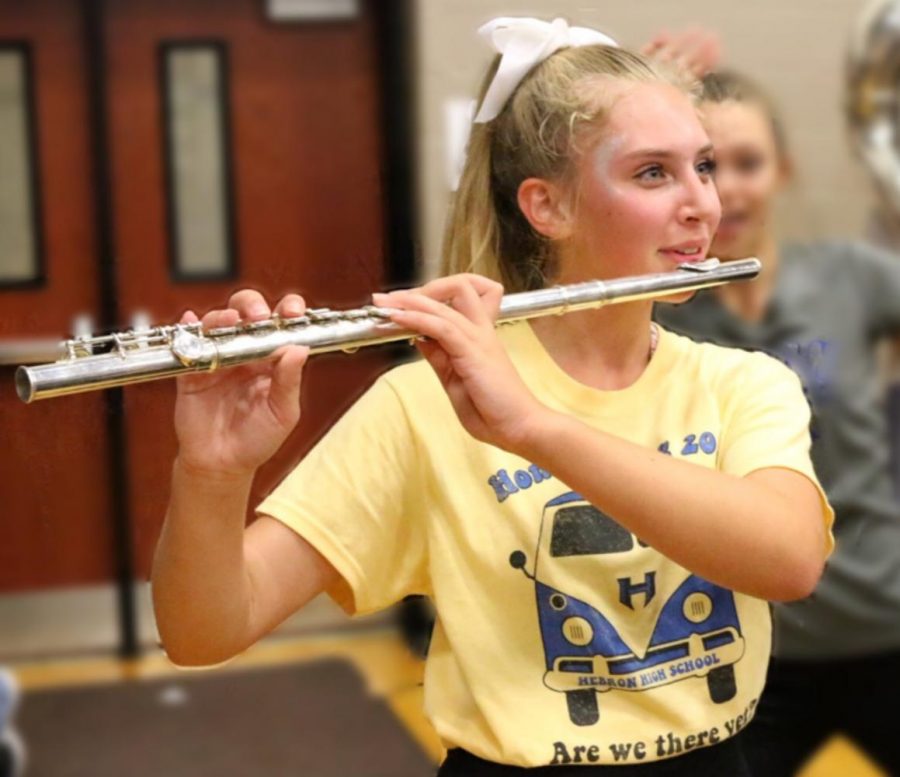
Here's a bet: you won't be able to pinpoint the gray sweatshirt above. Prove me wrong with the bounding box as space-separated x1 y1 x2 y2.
656 241 900 659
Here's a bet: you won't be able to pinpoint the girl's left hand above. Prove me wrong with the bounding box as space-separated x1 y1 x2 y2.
372 274 546 452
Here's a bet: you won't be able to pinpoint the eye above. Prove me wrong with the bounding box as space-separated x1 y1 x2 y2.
635 164 667 183
696 158 717 178
736 154 763 174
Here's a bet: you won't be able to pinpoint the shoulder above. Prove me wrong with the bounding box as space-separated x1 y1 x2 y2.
785 238 897 275
661 327 798 394
664 332 809 443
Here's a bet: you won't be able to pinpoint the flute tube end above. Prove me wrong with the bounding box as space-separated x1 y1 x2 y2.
15 366 35 403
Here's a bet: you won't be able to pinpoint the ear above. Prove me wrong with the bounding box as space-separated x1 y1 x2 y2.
517 177 574 240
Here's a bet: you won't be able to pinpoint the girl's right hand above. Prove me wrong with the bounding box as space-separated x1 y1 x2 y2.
173 289 309 478
641 26 722 79
373 274 547 454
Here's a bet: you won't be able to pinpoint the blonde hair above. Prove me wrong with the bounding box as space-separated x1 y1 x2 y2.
442 45 698 292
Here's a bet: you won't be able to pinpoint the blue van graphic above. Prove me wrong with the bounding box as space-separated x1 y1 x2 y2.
509 492 744 726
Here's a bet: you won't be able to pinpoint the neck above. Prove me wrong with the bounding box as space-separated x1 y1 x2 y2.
714 234 780 323
529 300 655 391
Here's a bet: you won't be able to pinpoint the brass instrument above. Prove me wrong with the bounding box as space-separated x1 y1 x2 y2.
847 0 900 219
15 258 760 403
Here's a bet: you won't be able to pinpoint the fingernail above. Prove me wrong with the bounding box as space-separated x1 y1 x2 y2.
250 305 268 317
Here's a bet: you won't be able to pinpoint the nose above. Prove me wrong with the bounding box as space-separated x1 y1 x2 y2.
678 169 721 228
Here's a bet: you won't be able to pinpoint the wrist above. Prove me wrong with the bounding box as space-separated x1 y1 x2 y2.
507 404 570 463
173 456 257 489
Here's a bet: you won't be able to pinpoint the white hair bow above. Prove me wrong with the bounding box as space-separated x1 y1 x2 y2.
473 16 619 123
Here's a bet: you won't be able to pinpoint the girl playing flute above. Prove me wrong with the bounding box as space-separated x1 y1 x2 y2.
152 17 833 775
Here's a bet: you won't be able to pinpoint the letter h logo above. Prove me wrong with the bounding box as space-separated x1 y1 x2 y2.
618 572 656 609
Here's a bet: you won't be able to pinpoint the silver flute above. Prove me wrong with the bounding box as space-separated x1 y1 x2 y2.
15 258 760 403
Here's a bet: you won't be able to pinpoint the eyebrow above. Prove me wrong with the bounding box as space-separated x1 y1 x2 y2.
622 144 715 159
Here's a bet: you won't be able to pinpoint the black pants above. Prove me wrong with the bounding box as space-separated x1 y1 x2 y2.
0 741 15 777
741 651 900 776
438 736 750 776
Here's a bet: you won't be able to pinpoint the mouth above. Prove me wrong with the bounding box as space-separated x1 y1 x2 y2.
658 243 707 263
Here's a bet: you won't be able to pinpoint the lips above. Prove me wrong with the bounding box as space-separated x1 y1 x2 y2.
658 242 707 263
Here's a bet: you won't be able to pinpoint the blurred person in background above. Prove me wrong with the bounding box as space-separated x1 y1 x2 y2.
656 66 900 776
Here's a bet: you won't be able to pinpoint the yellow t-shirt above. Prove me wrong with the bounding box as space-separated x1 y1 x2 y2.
257 322 834 768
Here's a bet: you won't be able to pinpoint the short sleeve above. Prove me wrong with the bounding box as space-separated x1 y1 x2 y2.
717 351 835 552
256 373 429 616
851 241 900 337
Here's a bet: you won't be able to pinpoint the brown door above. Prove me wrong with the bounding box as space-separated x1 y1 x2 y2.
0 0 117 591
102 0 393 577
1 0 398 599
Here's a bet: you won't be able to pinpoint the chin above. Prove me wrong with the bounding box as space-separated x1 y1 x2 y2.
655 289 697 306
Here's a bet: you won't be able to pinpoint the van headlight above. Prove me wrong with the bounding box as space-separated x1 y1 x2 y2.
683 592 713 623
562 616 593 646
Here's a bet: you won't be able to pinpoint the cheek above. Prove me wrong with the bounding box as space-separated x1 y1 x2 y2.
723 168 780 212
584 184 670 238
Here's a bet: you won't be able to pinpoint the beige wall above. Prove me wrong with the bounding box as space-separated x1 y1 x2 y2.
414 0 877 278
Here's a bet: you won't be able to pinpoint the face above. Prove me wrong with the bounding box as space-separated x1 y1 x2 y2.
555 81 721 283
700 99 787 260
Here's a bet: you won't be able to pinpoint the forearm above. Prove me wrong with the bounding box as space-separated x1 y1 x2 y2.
151 460 256 666
518 411 825 601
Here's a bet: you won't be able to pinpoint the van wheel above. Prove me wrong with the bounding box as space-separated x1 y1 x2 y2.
707 665 736 703
565 690 599 726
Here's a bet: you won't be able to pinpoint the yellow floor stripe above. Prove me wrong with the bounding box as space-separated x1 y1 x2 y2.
384 684 446 765
12 628 397 689
798 735 887 777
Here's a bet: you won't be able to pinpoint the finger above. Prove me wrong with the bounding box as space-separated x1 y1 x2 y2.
227 289 271 321
641 30 670 56
433 273 504 300
201 307 241 330
695 35 722 75
675 30 706 68
429 274 504 324
374 274 503 336
180 309 199 324
670 27 721 77
681 51 714 79
267 345 309 424
387 307 472 359
372 290 408 309
373 287 477 331
274 293 306 319
415 338 453 383
439 277 494 327
463 274 504 321
375 273 499 302
647 28 700 69
403 274 503 326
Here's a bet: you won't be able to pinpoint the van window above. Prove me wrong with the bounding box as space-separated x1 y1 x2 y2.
550 506 633 557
